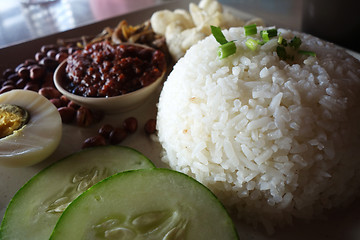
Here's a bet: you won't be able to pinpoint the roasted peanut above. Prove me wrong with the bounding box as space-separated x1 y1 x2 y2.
123 117 138 133
98 124 114 138
15 78 27 89
55 52 68 63
47 49 58 59
76 106 93 127
17 67 30 80
35 52 45 62
39 57 58 71
58 106 76 123
24 82 40 92
109 127 127 144
15 64 25 73
49 98 63 108
144 119 156 134
82 135 106 149
29 66 45 80
0 85 14 94
38 87 62 99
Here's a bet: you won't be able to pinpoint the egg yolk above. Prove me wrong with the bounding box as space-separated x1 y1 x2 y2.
0 104 29 139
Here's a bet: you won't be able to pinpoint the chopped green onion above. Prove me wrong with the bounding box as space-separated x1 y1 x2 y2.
210 25 228 45
211 25 237 59
260 29 277 43
244 24 257 36
274 30 316 61
276 46 287 60
298 50 316 57
217 41 236 59
280 39 288 47
267 28 278 38
278 34 288 46
245 38 259 51
260 31 269 42
289 36 302 49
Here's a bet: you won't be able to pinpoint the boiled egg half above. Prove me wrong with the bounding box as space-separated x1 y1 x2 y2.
0 90 62 167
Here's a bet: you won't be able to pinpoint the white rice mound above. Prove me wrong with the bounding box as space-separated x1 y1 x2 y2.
156 26 360 232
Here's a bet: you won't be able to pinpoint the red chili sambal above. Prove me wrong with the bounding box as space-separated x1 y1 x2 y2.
64 41 166 97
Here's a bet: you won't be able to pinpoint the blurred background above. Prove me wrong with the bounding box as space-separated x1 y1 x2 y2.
0 0 168 48
0 0 359 51
222 0 360 52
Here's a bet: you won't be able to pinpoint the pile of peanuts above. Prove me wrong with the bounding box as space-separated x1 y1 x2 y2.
0 43 102 127
0 44 75 94
82 118 156 148
0 42 158 147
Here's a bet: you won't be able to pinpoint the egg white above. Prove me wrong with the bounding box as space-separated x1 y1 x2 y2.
0 90 62 167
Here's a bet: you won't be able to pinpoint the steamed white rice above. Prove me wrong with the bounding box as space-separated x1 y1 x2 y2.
156 26 360 233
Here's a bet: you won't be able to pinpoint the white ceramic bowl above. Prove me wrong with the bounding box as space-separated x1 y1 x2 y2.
53 48 166 114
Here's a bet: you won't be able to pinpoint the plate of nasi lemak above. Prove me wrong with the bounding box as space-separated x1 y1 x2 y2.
1 0 360 239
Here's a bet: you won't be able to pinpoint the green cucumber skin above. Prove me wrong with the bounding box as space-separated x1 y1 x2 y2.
50 168 239 240
0 145 155 240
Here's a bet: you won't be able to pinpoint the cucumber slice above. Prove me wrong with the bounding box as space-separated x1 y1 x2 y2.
50 168 239 240
0 146 155 240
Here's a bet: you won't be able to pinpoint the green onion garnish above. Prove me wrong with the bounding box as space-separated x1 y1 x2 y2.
289 36 302 49
244 24 257 36
217 41 237 59
278 34 288 46
276 46 287 60
245 38 259 51
211 25 236 59
260 31 270 42
210 25 228 45
260 29 278 43
212 24 316 61
279 38 288 47
298 50 316 57
267 29 278 38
